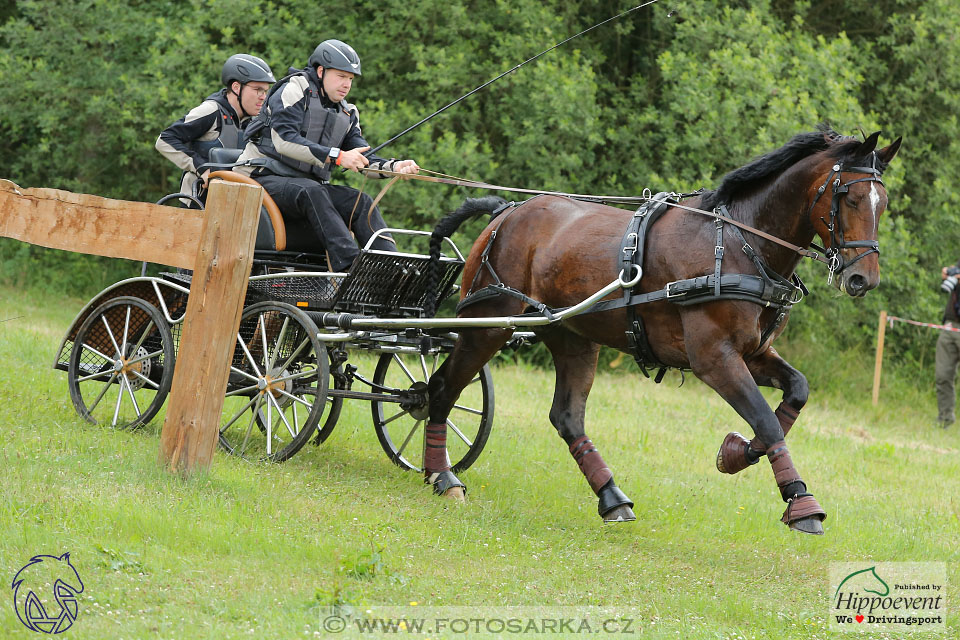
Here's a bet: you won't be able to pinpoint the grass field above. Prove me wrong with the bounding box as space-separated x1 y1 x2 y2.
1 284 958 639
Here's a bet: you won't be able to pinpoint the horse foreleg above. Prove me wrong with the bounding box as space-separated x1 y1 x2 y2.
691 346 825 534
425 327 512 500
717 346 808 474
539 328 635 523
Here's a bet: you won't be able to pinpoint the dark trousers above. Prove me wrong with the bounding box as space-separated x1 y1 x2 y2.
257 175 394 271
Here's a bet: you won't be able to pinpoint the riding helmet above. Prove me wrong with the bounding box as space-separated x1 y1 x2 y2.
308 39 362 76
221 54 276 87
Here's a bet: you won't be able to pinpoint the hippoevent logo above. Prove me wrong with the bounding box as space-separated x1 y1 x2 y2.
830 562 945 632
11 553 84 634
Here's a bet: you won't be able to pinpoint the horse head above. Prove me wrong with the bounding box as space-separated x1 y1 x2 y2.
808 130 902 297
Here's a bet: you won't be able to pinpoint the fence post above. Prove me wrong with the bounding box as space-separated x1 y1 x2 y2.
158 180 262 473
872 310 887 406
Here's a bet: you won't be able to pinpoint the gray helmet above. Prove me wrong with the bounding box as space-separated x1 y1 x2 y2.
221 54 276 87
308 39 362 76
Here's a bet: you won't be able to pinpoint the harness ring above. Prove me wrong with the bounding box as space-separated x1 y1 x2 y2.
619 265 643 288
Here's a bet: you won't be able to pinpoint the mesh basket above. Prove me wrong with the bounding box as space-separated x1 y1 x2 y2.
332 252 463 317
245 275 343 310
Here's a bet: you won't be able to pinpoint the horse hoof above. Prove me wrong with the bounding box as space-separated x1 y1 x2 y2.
789 516 824 535
716 432 760 474
443 486 466 502
602 504 636 523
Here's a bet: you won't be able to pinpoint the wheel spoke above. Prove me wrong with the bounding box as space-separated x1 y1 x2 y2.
277 337 312 373
86 372 119 413
83 338 116 365
447 418 473 447
393 353 417 384
267 315 290 372
238 395 263 456
229 365 259 384
452 402 484 416
120 306 132 358
225 383 259 397
111 375 124 426
100 315 122 358
220 395 259 432
395 419 422 458
125 347 163 367
265 391 274 455
258 314 271 372
419 354 430 382
275 388 314 410
121 375 142 418
129 368 160 390
268 393 298 439
269 367 318 386
381 407 411 426
236 332 263 378
127 319 156 356
76 368 114 384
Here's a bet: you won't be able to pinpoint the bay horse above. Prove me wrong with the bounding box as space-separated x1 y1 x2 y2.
422 127 900 535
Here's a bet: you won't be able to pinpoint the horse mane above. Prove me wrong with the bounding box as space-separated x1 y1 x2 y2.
699 124 883 210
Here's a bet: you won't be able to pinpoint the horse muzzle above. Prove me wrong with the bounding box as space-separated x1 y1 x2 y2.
835 247 880 297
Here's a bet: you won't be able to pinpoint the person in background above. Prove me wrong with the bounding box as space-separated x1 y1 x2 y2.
156 54 275 201
935 260 960 428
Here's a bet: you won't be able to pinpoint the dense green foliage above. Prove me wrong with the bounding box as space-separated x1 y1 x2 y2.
1 0 958 364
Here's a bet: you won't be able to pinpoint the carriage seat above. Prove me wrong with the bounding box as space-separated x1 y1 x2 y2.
205 147 284 252
207 148 331 260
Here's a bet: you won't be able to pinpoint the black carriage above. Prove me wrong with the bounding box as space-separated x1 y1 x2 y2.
54 165 495 472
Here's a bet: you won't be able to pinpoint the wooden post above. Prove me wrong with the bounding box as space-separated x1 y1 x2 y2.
158 180 262 473
872 310 887 406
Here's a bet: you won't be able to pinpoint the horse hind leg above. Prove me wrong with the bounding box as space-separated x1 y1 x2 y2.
717 347 808 475
424 327 512 500
539 328 635 523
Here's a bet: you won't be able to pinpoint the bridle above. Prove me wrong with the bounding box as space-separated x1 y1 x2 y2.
806 152 885 283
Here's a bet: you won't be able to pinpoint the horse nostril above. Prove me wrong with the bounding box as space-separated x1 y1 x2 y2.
847 274 867 295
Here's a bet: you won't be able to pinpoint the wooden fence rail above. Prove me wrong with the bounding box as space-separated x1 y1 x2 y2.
0 178 262 473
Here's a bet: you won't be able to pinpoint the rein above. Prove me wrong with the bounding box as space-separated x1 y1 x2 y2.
360 167 847 271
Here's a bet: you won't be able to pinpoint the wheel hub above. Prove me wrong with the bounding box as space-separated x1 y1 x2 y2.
402 381 430 421
259 368 293 405
118 347 151 391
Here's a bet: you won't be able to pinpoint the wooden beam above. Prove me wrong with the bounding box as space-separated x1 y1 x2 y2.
159 180 263 473
0 179 203 269
872 310 887 406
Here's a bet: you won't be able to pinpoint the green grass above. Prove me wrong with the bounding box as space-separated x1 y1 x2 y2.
1 284 958 639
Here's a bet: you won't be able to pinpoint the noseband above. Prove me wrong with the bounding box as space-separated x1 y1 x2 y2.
807 152 884 282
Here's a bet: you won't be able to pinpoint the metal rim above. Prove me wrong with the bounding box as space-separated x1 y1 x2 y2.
218 302 328 462
67 296 174 430
370 352 493 473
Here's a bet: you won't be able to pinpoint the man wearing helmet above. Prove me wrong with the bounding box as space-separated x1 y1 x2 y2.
156 53 275 201
235 39 419 272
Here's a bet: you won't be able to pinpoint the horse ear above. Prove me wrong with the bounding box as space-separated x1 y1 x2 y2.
858 130 881 156
59 552 71 562
876 136 902 165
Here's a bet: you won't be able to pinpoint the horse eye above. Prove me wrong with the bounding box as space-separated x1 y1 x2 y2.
844 196 858 207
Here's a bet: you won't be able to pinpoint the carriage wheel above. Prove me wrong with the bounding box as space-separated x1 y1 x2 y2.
371 352 494 473
219 302 328 462
68 296 174 430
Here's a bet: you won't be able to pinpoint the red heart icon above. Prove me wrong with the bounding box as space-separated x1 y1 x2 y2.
855 615 864 623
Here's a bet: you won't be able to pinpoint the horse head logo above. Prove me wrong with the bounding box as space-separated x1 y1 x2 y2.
835 565 890 600
11 553 84 634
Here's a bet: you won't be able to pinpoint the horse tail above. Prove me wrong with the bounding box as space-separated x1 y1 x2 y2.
424 196 509 317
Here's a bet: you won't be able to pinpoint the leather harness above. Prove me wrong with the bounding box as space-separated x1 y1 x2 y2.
458 193 807 380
